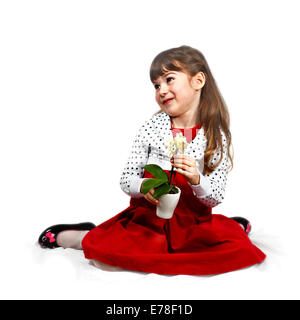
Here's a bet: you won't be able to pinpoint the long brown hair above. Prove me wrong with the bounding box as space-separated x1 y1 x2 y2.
150 45 233 174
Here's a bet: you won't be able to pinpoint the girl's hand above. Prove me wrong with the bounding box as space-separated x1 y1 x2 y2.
140 183 159 206
171 154 200 185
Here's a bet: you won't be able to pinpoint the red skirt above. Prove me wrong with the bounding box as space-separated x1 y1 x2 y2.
82 171 266 275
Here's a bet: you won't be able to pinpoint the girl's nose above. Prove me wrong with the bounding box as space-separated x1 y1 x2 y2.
159 83 169 96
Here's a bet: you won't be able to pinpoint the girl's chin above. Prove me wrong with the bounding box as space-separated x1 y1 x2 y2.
161 106 179 117
163 109 180 117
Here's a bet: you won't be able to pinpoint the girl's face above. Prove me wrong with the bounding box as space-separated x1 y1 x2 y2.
153 70 205 118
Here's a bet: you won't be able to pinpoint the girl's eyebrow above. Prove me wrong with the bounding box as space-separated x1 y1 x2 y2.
164 72 177 77
153 72 177 84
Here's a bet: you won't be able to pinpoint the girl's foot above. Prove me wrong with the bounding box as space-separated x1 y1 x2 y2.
230 216 251 235
38 222 96 249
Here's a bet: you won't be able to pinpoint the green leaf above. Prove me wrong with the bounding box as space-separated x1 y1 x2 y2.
153 183 172 199
141 178 166 195
143 164 169 181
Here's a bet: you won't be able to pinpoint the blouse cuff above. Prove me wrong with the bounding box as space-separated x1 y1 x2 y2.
129 177 148 198
188 171 212 198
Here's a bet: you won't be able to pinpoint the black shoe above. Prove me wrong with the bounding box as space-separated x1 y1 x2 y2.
230 216 251 235
38 222 96 249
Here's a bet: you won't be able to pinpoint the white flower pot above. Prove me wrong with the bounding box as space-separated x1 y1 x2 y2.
156 187 181 219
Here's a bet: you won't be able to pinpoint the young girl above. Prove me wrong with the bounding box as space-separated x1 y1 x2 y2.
38 45 266 275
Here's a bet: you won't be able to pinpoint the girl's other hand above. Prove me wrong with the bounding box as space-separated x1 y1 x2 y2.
140 183 159 206
171 154 200 185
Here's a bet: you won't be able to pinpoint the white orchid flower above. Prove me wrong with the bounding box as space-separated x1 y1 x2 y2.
166 132 188 157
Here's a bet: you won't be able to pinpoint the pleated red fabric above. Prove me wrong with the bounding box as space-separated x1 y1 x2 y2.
82 176 266 275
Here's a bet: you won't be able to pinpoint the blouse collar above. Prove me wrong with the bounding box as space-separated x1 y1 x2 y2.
153 111 207 154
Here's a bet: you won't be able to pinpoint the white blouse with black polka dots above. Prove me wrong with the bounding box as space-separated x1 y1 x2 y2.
119 111 230 208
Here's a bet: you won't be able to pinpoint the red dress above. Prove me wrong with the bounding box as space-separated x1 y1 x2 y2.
82 125 266 275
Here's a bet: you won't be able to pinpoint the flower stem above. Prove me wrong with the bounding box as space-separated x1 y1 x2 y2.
169 166 176 185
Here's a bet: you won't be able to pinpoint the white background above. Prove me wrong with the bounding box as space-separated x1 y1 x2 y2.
0 0 299 299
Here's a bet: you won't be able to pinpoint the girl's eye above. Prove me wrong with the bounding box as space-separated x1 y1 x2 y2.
153 77 174 90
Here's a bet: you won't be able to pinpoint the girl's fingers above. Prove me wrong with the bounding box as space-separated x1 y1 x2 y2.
172 155 196 167
171 157 196 173
172 162 193 172
174 168 192 182
147 196 159 205
174 168 185 176
171 155 200 185
144 189 159 205
173 154 191 160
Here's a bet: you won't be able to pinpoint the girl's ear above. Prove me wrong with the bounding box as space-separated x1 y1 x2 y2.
191 72 206 91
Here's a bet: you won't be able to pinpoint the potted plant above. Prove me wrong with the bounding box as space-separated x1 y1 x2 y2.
141 133 188 219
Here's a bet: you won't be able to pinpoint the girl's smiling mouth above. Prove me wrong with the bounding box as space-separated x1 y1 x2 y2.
163 98 174 104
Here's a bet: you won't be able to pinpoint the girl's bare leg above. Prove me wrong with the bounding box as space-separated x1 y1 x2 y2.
56 230 89 250
56 230 123 271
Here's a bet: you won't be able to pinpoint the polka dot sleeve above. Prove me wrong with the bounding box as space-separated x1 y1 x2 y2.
119 122 150 198
189 130 229 207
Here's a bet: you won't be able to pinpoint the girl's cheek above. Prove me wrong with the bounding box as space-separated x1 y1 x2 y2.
156 95 164 106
